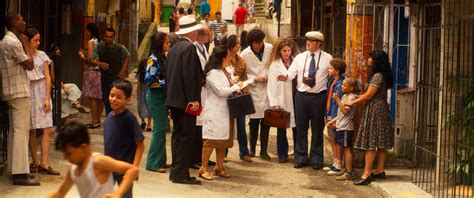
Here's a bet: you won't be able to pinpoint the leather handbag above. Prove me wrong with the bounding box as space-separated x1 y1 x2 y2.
227 94 256 118
263 109 291 128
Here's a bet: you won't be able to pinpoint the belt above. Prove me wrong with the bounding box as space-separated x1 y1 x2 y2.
299 90 327 95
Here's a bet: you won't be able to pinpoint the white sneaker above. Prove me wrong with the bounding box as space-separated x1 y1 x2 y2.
336 172 355 180
327 168 345 176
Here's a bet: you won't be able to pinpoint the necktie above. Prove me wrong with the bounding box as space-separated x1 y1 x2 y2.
200 45 207 61
307 53 316 88
308 53 316 77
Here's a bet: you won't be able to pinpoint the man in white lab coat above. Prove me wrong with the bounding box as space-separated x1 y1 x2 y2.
241 29 273 160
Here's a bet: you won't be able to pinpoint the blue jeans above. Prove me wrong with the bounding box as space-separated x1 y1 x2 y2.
113 174 133 198
101 83 113 116
236 116 250 157
276 127 297 158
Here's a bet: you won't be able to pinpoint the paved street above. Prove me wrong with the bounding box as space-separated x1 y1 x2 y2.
0 76 383 197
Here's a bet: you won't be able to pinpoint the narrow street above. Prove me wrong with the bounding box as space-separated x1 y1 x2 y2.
0 76 382 197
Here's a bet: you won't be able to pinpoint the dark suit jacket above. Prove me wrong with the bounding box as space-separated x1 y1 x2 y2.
165 38 203 109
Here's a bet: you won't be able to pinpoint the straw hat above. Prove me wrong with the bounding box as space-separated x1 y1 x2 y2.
176 16 202 35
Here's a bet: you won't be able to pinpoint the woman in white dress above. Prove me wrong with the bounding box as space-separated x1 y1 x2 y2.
199 46 243 180
25 27 59 175
266 37 300 163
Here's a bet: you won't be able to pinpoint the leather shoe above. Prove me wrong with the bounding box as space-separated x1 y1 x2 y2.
12 174 40 186
191 163 201 170
171 178 201 185
353 174 374 185
260 153 271 161
373 171 386 179
278 156 288 163
294 163 308 169
208 161 216 166
311 164 323 170
240 155 253 163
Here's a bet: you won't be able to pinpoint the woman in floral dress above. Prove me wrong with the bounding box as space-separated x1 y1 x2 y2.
78 22 103 128
25 27 60 175
346 50 393 185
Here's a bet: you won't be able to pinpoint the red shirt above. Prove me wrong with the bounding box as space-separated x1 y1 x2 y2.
234 6 248 25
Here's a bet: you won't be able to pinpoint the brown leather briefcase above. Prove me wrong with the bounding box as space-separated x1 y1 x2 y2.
263 109 291 128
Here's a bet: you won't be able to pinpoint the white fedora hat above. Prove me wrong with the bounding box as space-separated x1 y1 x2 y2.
176 16 202 35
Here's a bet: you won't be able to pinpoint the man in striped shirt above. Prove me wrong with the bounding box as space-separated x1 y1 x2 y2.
209 12 227 46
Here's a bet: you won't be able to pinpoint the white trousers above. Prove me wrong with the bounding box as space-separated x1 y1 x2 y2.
7 97 31 175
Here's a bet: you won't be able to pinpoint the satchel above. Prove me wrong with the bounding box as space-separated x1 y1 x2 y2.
263 109 291 128
227 94 256 118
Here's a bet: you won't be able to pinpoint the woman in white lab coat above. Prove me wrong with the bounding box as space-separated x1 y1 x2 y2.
266 37 300 163
199 45 243 180
240 29 273 160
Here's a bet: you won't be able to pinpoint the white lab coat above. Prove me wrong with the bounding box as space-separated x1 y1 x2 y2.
241 43 273 119
195 42 209 126
201 69 239 140
267 59 296 128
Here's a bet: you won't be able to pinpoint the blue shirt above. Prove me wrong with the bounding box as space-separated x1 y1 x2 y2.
200 2 210 18
326 76 344 119
103 109 144 165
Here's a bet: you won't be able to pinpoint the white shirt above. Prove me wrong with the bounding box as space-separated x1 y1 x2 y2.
287 50 333 93
193 41 208 71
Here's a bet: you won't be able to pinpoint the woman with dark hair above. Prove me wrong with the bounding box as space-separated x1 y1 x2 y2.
346 50 393 185
199 46 244 180
266 36 300 163
220 34 253 163
145 31 170 173
78 22 103 128
240 30 249 52
25 27 60 175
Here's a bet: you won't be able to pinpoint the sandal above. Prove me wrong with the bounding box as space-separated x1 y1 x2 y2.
38 165 60 175
87 122 101 129
29 163 38 173
213 168 231 178
198 167 213 180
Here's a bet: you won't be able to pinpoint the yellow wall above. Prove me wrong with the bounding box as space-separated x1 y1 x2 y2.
208 0 221 20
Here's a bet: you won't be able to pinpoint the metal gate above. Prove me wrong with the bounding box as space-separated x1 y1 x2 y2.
412 0 474 197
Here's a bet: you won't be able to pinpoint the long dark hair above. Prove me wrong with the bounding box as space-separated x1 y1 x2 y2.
219 34 238 50
24 26 39 41
369 50 393 88
240 30 249 51
150 31 168 56
203 45 229 85
85 22 100 42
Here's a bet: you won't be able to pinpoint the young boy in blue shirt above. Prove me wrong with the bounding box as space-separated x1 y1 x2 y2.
324 58 345 174
104 79 145 198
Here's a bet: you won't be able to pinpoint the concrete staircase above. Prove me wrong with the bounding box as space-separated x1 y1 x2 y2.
249 0 270 23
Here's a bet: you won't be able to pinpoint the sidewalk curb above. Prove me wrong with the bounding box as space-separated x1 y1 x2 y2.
370 181 433 198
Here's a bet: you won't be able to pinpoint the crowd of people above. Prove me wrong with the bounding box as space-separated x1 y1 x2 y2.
0 6 394 197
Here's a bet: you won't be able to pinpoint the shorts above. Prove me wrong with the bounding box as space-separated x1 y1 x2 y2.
336 130 354 147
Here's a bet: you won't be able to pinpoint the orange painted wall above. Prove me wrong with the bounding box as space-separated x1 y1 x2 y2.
208 0 222 20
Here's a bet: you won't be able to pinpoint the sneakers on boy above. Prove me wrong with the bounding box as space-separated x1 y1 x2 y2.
323 164 339 172
336 172 355 180
327 168 345 176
